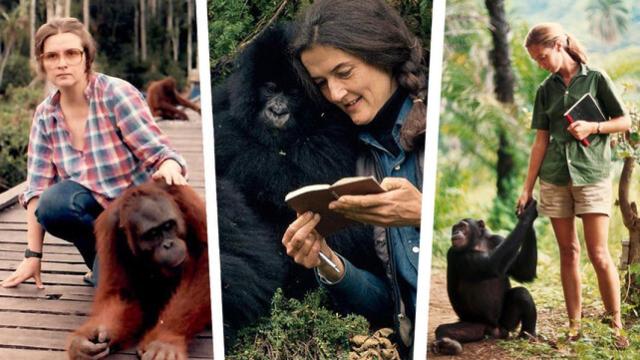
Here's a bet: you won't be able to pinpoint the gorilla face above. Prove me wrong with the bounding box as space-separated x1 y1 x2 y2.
224 24 322 138
259 82 293 129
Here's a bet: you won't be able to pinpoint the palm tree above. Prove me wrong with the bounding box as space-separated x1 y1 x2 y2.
586 0 629 44
485 0 518 227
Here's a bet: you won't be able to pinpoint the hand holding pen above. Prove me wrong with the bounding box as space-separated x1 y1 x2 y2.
282 212 344 280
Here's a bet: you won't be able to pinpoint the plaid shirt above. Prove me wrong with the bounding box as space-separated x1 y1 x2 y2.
20 73 187 208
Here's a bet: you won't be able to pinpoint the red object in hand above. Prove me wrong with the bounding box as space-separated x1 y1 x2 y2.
565 114 590 147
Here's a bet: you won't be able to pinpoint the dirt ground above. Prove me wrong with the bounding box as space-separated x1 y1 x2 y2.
426 269 513 359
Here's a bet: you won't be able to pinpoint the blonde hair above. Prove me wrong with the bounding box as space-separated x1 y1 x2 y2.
34 17 96 74
524 22 587 64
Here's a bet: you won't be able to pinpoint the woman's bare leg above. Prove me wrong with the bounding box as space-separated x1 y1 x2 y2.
582 214 622 332
550 217 582 332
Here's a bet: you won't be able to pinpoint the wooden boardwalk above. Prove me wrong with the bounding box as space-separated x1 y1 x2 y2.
0 111 213 359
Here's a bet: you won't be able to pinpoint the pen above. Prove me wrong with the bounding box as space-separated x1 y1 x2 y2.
319 251 340 274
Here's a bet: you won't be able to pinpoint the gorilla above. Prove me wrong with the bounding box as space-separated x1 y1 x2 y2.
432 200 538 355
213 23 385 348
215 179 288 345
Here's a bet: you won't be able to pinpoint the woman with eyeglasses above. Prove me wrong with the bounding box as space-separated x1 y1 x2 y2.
1 17 187 289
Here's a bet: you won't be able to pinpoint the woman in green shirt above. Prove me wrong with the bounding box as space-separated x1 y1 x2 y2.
516 22 630 348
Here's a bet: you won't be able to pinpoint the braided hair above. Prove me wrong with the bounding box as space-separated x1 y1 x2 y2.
291 0 427 150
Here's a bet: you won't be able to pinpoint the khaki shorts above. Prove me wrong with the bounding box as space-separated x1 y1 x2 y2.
538 178 612 218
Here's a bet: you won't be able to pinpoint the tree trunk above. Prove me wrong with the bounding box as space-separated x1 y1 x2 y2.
55 0 64 17
0 37 16 88
149 0 157 17
46 0 54 21
30 0 36 61
167 0 177 62
83 0 90 30
619 156 640 264
186 0 193 73
485 0 516 208
64 0 70 17
134 6 140 60
140 0 147 62
485 0 514 103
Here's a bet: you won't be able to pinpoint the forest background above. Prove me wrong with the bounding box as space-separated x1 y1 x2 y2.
0 0 197 193
433 0 640 358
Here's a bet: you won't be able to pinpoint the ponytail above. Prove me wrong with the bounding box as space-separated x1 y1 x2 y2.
525 23 588 64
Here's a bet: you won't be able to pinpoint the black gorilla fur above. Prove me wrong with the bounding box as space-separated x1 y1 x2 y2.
216 179 288 344
214 24 386 347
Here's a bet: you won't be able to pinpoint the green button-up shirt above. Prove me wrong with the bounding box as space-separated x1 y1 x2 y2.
531 64 625 186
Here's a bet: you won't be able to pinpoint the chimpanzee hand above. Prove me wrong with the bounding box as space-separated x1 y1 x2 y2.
517 199 538 224
67 326 111 359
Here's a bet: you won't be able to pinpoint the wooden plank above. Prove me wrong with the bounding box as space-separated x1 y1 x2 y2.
0 204 25 222
0 348 70 360
0 349 141 360
0 271 87 286
0 285 93 300
0 296 91 315
0 182 26 211
0 328 212 358
0 243 81 255
0 250 84 263
0 311 86 331
0 229 78 246
0 260 87 274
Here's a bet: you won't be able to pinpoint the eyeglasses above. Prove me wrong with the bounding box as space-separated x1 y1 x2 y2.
39 48 84 67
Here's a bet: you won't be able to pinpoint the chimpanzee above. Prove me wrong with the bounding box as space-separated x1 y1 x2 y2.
431 200 538 355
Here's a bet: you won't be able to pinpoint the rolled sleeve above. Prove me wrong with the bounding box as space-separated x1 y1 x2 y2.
597 71 625 119
110 80 188 176
20 113 56 208
315 254 393 324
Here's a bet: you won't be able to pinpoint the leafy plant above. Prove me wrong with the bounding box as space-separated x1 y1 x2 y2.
228 288 370 360
0 84 41 192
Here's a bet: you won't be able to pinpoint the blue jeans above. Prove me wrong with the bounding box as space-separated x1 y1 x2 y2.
36 180 103 283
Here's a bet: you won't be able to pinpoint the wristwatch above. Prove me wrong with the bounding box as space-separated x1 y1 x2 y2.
24 248 43 259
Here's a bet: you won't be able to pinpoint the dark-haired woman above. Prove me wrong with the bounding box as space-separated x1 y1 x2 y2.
1 17 186 290
517 22 629 348
281 0 427 352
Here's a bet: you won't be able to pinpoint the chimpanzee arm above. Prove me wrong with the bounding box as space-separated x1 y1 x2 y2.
507 223 537 282
482 200 537 277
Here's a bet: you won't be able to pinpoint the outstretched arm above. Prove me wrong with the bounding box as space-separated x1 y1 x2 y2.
516 130 548 214
489 200 538 277
507 217 537 283
457 201 538 279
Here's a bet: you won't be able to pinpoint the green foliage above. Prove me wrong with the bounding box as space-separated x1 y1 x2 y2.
208 0 306 82
208 1 432 84
501 317 640 359
0 53 32 93
0 84 42 191
228 288 369 360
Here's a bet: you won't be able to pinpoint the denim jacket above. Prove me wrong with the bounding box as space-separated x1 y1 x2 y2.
316 97 423 347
